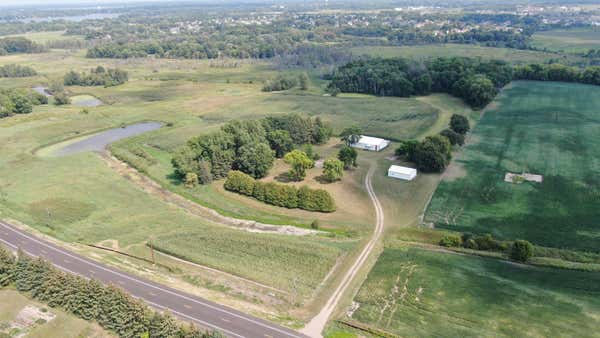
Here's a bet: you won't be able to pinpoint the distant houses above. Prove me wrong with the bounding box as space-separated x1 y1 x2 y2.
388 165 417 181
350 135 390 152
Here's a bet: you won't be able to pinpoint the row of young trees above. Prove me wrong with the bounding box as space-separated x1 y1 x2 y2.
0 246 222 338
64 66 129 87
0 88 47 118
328 57 600 108
395 114 470 173
439 233 534 262
0 64 37 78
172 115 332 185
224 171 335 212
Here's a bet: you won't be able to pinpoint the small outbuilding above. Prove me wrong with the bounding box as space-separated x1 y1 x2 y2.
388 165 417 181
351 135 390 152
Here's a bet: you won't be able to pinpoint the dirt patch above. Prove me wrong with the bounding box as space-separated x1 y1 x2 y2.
3 305 56 338
442 161 467 182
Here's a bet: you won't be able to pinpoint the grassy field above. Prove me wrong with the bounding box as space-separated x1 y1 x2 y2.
425 81 600 252
350 44 580 64
531 27 600 53
0 289 111 338
346 247 600 337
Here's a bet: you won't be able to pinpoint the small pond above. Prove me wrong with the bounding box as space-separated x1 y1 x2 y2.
45 122 162 157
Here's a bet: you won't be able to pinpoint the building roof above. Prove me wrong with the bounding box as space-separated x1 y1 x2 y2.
356 135 388 146
388 165 417 175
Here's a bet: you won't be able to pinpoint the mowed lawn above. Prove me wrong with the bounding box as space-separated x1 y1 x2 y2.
425 81 600 252
350 247 600 338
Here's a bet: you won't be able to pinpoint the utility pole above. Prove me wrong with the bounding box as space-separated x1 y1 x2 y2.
148 236 155 265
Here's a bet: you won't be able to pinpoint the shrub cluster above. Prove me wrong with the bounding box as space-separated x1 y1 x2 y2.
0 88 48 118
0 64 37 78
224 171 335 212
0 245 222 338
64 66 128 87
439 233 508 252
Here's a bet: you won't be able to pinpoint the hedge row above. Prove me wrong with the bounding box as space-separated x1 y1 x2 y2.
0 245 222 338
224 170 336 212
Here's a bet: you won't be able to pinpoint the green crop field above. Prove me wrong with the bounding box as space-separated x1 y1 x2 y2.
425 81 600 252
350 44 580 64
348 247 600 338
531 27 600 53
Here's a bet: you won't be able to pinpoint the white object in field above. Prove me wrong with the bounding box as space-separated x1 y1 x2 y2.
388 165 417 181
351 135 391 151
504 172 543 184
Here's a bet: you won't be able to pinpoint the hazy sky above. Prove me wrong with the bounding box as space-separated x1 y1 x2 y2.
0 0 174 6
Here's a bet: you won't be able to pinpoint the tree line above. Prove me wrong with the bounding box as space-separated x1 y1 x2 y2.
0 37 46 55
328 57 600 108
0 88 47 118
64 66 129 87
224 171 336 212
172 114 332 185
0 64 37 78
0 245 223 338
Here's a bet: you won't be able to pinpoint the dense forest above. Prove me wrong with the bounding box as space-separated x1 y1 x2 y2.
64 66 128 87
328 57 600 108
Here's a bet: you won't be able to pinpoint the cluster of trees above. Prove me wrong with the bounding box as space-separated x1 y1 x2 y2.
328 57 512 108
0 246 223 338
64 66 129 87
0 64 37 78
395 114 469 172
439 233 534 262
262 73 309 92
172 115 331 185
224 171 335 212
0 88 47 118
0 37 46 55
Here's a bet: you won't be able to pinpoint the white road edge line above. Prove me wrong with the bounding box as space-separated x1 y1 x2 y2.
0 222 303 338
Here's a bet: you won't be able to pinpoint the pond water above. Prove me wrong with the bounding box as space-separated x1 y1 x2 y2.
32 86 51 97
51 122 162 157
71 95 103 107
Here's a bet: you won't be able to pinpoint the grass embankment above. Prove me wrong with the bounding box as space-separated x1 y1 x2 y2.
347 247 600 338
425 81 600 253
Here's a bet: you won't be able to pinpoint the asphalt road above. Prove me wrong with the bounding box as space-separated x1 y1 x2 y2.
0 220 308 338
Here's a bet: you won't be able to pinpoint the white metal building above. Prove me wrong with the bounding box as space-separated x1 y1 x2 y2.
388 165 417 181
351 135 390 152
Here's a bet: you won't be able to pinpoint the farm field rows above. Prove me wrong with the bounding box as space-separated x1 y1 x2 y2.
346 247 600 338
425 81 600 252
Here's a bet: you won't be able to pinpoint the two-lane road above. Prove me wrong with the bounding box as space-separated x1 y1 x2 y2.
0 220 308 338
